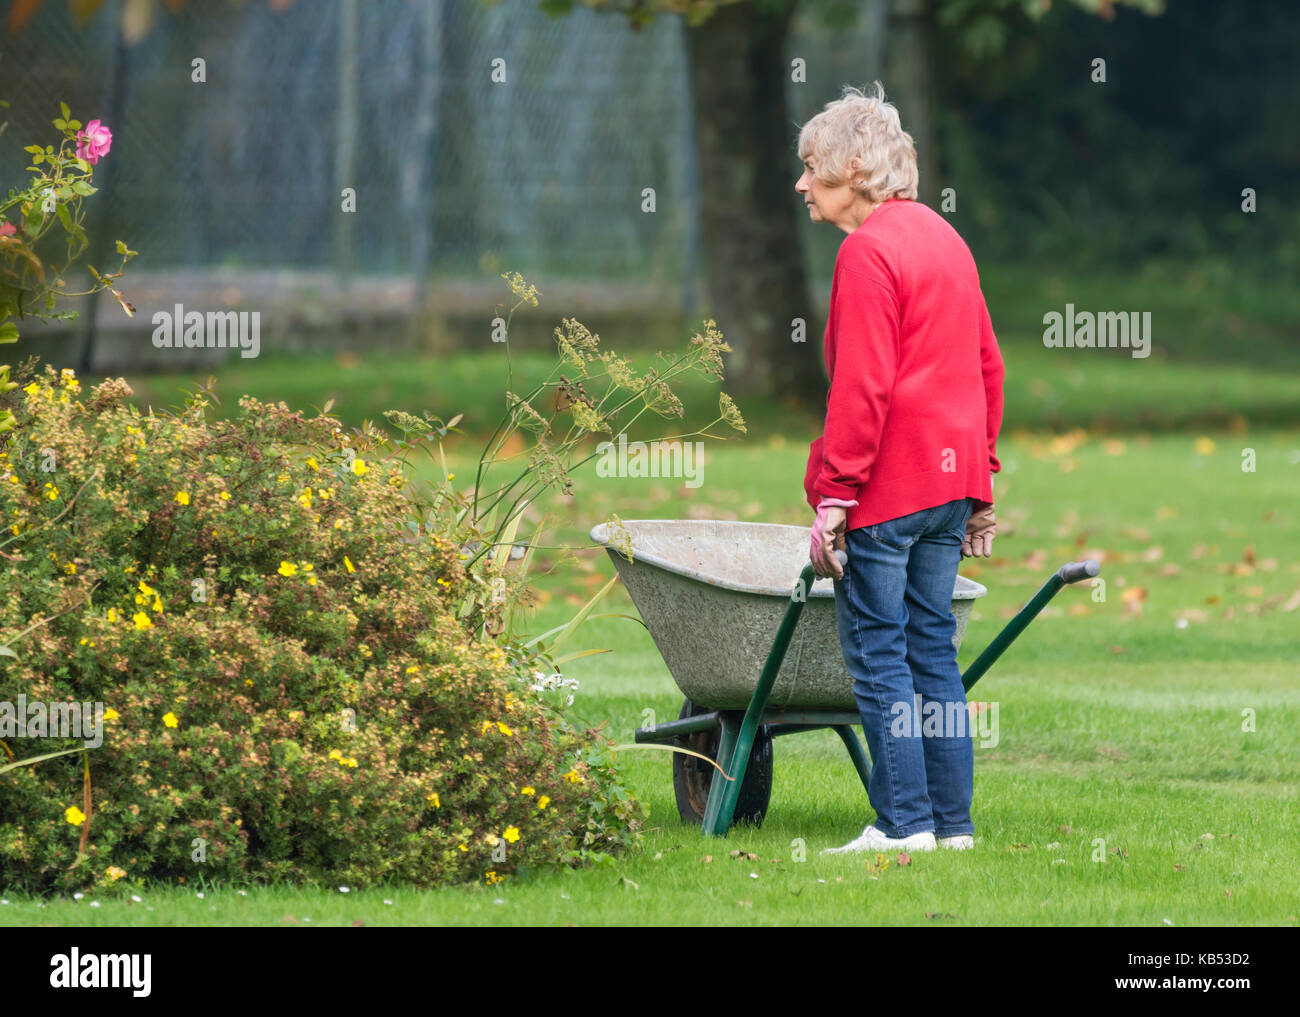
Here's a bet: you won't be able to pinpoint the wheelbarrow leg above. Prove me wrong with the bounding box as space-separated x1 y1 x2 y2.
703 561 822 838
833 725 872 794
701 712 740 834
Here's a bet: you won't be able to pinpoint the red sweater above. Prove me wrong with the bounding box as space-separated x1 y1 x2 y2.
803 198 1005 530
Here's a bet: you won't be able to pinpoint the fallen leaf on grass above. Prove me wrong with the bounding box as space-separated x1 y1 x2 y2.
897 852 912 866
1058 825 1073 834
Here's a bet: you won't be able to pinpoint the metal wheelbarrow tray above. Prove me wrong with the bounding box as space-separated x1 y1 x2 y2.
590 519 1100 838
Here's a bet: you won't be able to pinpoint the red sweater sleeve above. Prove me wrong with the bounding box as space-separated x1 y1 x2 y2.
978 300 1005 475
812 264 900 501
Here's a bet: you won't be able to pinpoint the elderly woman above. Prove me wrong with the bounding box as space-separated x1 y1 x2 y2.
795 82 1004 854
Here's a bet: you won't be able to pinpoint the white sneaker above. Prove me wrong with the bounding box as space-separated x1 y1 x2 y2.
821 824 937 855
938 835 974 850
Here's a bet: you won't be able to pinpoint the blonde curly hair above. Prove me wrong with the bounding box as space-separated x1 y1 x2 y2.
797 81 919 203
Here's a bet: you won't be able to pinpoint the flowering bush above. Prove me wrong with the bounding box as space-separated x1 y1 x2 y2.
1 102 135 440
0 365 643 892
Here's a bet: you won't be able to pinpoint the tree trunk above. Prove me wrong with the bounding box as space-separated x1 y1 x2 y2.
685 0 825 409
884 0 938 206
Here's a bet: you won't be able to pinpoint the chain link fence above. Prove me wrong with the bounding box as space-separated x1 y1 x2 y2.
1 0 881 366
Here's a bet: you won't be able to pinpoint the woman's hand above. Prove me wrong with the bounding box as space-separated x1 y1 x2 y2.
961 503 997 557
811 499 856 578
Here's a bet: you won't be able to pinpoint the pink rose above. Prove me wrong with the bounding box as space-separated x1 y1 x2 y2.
0 221 15 237
75 119 113 165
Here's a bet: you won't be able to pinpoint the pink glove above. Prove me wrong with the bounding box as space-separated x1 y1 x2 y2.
810 498 857 579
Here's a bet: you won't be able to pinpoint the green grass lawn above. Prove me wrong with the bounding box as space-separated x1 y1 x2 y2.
5 421 1299 926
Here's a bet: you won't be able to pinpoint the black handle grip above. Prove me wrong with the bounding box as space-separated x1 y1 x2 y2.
1057 559 1101 584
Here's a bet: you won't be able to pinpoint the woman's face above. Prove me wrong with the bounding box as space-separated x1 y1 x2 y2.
795 157 873 234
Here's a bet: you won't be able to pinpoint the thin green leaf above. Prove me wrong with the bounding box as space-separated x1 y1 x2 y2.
0 745 88 775
546 572 619 656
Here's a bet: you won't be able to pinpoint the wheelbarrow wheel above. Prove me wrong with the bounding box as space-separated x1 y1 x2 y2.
672 699 773 827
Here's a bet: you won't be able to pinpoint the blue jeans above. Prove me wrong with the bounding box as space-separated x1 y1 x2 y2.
832 497 975 839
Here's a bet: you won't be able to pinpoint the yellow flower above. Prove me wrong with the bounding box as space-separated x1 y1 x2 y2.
174 491 190 505
351 457 368 476
152 596 164 614
107 608 118 623
106 865 127 882
479 720 493 735
277 561 297 577
563 769 584 784
497 721 514 736
163 712 179 729
458 843 468 852
485 834 500 846
329 749 342 760
103 708 118 721
44 482 59 501
65 805 86 826
277 472 290 484
485 870 503 885
132 612 153 630
521 786 535 796
64 562 76 575
219 490 230 501
138 580 155 597
503 826 520 843
23 382 41 396
306 456 319 471
344 555 355 574
427 792 441 808
298 487 313 508
537 795 551 810
345 757 357 768
244 679 254 687
405 664 420 674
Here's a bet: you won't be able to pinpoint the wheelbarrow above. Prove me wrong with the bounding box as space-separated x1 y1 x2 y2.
589 519 1100 838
